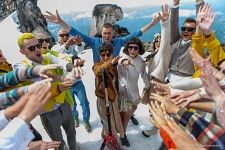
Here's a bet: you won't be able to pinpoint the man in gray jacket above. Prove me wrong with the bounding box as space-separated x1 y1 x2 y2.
166 0 204 83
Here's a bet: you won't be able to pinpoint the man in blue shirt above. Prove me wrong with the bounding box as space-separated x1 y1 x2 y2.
44 10 160 63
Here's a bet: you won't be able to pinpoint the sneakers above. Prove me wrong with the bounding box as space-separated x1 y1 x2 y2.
142 127 158 137
84 121 91 132
74 118 79 127
130 114 139 125
120 135 130 147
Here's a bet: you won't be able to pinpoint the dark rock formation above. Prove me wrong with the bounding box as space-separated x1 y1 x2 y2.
0 0 17 22
1 0 53 42
16 0 55 44
89 4 129 37
17 0 47 33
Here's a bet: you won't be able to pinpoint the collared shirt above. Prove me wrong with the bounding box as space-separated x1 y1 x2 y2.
0 117 34 150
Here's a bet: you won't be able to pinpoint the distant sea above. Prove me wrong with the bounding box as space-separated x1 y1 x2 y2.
48 3 225 43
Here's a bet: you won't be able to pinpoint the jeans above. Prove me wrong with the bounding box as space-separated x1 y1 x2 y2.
70 80 90 122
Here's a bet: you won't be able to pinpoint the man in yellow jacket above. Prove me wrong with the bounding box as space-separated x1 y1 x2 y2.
14 32 78 150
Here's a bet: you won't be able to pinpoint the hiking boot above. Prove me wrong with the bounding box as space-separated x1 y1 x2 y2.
130 114 139 125
84 121 91 132
120 135 130 147
142 127 158 137
74 118 79 127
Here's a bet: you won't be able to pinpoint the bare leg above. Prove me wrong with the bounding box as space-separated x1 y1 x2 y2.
123 105 137 132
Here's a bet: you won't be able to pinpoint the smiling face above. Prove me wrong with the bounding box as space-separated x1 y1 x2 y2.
127 44 139 58
20 37 44 64
181 22 196 41
58 29 69 45
100 51 112 61
101 27 114 43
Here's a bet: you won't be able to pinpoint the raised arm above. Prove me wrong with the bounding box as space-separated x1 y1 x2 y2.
44 10 95 46
141 13 160 34
170 0 180 44
149 4 171 81
44 10 71 32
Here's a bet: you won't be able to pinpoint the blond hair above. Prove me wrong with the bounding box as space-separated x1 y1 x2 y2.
17 33 35 48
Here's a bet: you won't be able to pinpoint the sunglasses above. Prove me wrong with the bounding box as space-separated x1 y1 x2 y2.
181 27 196 32
128 45 139 51
217 66 225 74
38 38 50 44
59 34 69 37
100 53 111 57
27 43 42 52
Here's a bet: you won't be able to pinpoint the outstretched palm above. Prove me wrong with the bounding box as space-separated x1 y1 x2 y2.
44 10 62 24
197 4 215 32
159 4 170 22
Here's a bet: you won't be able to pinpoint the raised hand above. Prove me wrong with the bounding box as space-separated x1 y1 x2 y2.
150 93 180 115
162 117 205 150
44 10 71 32
111 56 121 65
197 4 215 35
158 4 170 22
44 10 63 24
149 101 167 129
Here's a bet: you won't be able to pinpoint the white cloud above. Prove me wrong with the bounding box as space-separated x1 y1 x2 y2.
74 11 92 19
38 0 191 14
179 9 196 17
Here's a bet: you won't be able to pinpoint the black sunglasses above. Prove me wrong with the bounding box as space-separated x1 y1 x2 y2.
27 43 42 52
38 38 50 44
59 34 69 37
181 27 196 32
128 45 139 51
100 53 111 57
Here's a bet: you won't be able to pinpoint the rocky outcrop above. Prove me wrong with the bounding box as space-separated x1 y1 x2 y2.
16 0 55 44
17 0 47 33
89 4 129 37
0 0 17 22
1 0 52 37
